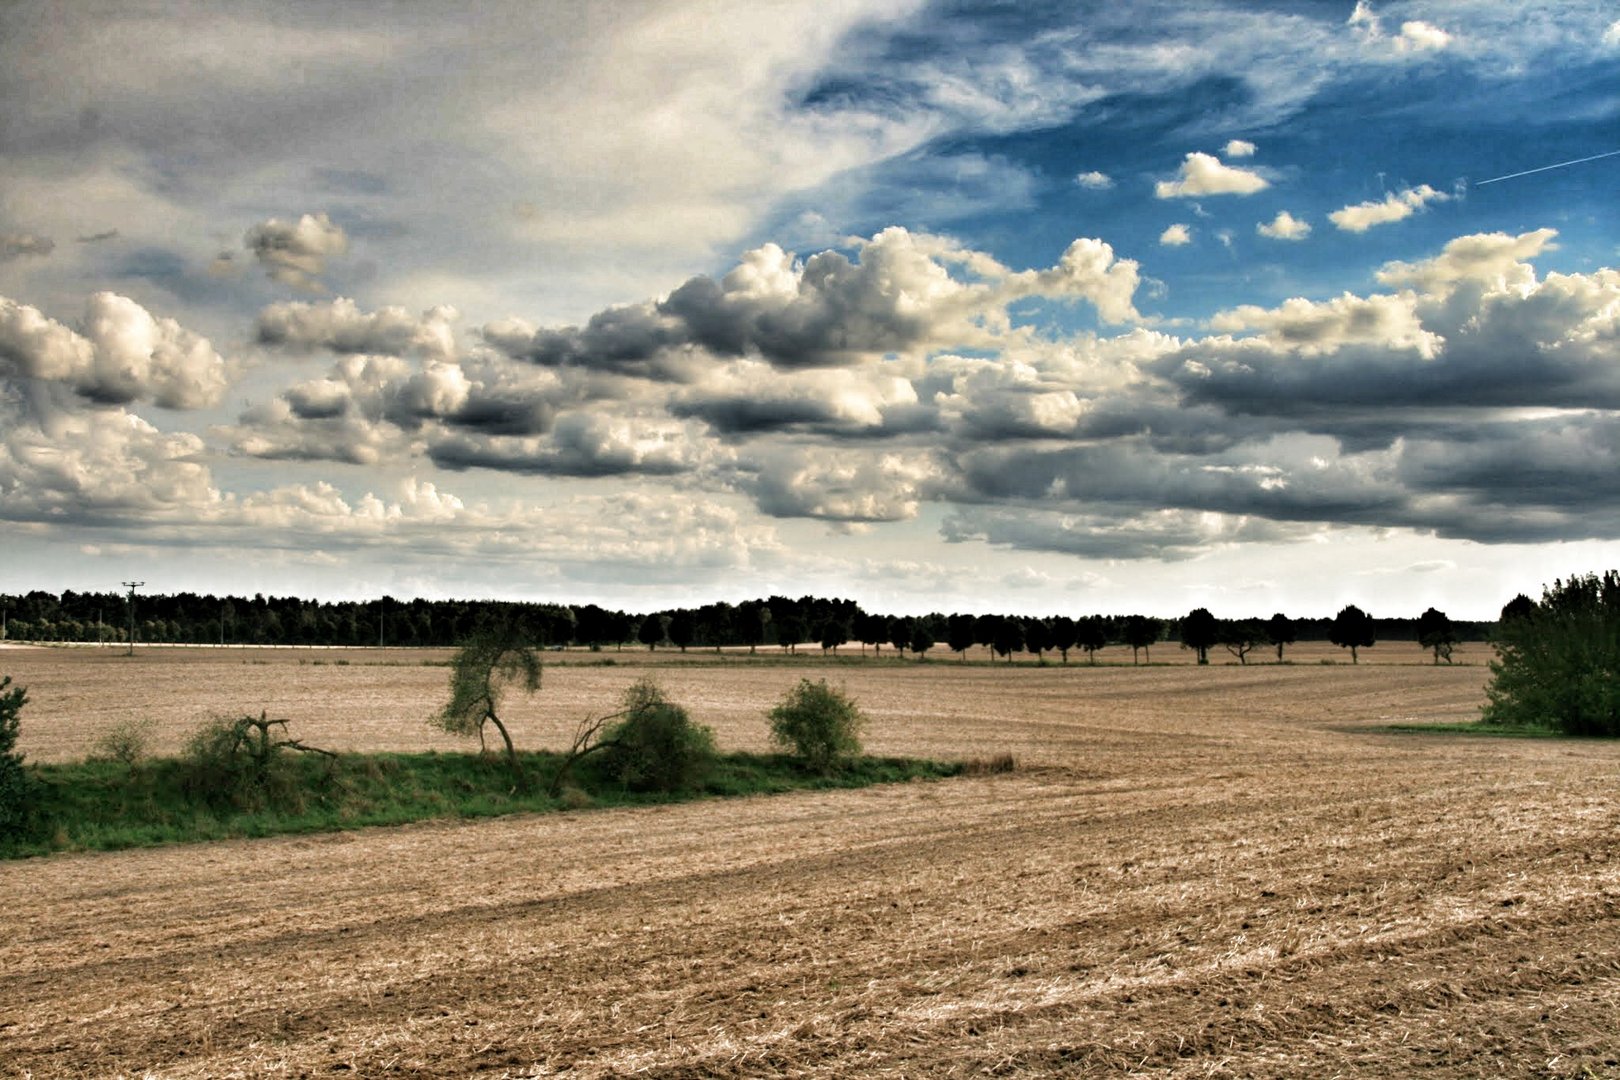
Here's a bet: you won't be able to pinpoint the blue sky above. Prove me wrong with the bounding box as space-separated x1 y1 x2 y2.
2 0 1619 620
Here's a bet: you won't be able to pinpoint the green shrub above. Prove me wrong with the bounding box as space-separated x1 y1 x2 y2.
1483 571 1620 736
601 680 716 792
179 712 330 810
0 676 34 842
768 678 864 772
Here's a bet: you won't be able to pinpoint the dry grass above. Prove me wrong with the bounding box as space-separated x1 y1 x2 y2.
1 642 1617 1078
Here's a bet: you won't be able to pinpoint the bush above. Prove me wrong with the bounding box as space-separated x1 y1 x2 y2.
1483 571 1620 736
92 717 155 770
180 712 332 809
0 676 34 842
601 680 716 793
768 678 864 772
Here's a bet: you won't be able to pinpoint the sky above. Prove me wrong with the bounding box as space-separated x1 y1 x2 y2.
2 0 1619 620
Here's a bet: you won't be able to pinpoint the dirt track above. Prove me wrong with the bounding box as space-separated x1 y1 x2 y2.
2 646 1618 1077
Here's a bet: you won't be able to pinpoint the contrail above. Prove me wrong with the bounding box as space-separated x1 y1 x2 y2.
1476 148 1620 186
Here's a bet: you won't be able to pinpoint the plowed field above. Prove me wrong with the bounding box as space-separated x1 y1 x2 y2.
2 644 1618 1077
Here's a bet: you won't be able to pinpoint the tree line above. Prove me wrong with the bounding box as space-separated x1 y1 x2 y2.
0 589 1495 662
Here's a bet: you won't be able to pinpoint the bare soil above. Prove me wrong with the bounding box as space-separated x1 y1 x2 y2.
2 643 1617 1078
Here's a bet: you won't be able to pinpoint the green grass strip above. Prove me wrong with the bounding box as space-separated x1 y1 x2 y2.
2 750 962 859
1375 721 1562 738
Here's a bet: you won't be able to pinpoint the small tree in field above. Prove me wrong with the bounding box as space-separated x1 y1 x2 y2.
1222 619 1265 665
1076 616 1108 664
768 679 864 772
1329 604 1375 664
434 627 541 774
1265 612 1297 661
1122 615 1162 665
1179 608 1218 665
0 676 32 842
1416 607 1457 664
947 613 977 662
1483 572 1620 736
909 625 934 660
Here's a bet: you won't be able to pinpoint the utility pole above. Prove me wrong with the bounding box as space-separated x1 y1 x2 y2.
122 581 144 657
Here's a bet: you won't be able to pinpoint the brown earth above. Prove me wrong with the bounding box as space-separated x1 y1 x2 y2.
1 644 1618 1078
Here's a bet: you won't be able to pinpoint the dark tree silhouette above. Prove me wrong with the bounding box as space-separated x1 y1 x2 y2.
666 610 695 653
1222 619 1265 665
947 613 977 662
819 618 849 655
990 617 1024 663
1329 604 1375 664
889 617 914 659
1121 615 1162 665
1499 594 1536 624
1076 616 1108 665
1047 616 1078 664
1179 607 1219 665
1022 617 1051 661
1265 612 1297 662
637 613 666 652
909 625 934 659
1416 606 1457 664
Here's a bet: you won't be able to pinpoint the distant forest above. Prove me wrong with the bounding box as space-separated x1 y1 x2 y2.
0 589 1496 657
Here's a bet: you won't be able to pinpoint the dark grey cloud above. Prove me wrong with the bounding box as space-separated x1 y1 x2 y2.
0 232 54 260
941 505 1304 561
256 298 456 359
429 414 705 479
244 212 348 291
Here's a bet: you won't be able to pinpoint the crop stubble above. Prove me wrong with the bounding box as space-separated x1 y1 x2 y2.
1 645 1618 1077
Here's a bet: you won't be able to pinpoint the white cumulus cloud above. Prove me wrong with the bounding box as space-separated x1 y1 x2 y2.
1155 152 1269 198
1329 185 1450 233
1075 170 1114 189
1257 210 1311 240
1160 223 1192 246
1223 139 1256 159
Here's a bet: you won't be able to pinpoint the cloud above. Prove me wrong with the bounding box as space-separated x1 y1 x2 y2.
0 233 54 261
244 212 349 291
429 413 714 479
1154 152 1269 198
256 298 458 360
489 227 1142 377
1076 170 1114 189
747 447 939 523
1374 228 1556 293
0 392 218 526
75 230 121 244
1394 21 1450 53
670 360 922 437
1160 223 1192 246
943 505 1304 561
1329 185 1450 232
1605 20 1620 47
1257 210 1311 240
0 292 229 409
1223 139 1256 159
1166 231 1620 422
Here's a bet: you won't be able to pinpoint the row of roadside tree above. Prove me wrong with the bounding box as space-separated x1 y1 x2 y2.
0 590 1496 663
